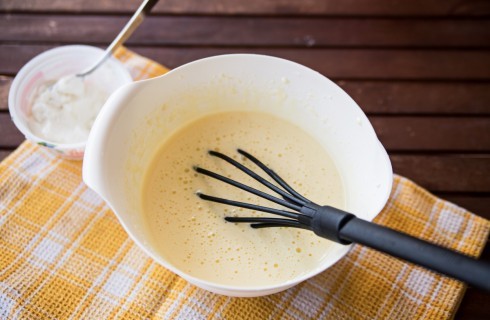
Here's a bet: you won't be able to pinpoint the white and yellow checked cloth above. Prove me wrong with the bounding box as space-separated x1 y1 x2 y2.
1 48 489 319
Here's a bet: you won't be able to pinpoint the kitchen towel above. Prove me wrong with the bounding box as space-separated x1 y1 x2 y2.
0 47 488 319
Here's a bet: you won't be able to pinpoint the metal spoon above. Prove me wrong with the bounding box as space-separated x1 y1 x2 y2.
77 0 159 78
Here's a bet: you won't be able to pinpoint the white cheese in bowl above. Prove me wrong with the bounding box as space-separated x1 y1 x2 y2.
28 75 110 144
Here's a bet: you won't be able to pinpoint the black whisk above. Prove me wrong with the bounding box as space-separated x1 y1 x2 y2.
194 149 490 292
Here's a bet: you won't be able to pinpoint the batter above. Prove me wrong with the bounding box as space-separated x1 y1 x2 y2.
142 111 345 287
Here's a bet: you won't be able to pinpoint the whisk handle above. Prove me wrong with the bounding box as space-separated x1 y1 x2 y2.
334 215 490 291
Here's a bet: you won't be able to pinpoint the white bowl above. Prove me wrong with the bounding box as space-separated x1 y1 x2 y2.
8 45 132 160
83 54 393 296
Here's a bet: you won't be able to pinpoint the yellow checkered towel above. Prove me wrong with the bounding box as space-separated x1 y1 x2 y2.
1 47 489 319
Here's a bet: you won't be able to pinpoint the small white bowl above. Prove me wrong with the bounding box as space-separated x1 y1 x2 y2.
8 45 132 160
83 54 393 297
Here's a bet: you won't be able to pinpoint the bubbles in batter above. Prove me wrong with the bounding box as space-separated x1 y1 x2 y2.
142 111 345 287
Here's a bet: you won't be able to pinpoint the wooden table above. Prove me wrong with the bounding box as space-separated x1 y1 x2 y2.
1 1 489 318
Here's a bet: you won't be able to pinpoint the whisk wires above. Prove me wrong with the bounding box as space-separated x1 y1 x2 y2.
194 149 317 230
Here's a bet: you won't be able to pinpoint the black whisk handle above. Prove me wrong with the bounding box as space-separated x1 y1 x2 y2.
305 204 355 244
312 207 490 291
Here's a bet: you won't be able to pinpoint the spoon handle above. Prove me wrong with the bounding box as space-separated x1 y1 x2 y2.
78 0 160 77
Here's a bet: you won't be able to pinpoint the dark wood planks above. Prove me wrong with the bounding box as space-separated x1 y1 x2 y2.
0 114 24 147
0 76 10 111
2 75 489 114
456 246 490 319
1 0 489 16
2 15 490 48
372 117 490 152
338 81 490 115
459 289 490 319
391 155 490 192
2 45 490 80
0 150 11 162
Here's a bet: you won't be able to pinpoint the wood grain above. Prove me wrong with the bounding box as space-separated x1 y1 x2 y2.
338 81 490 115
2 15 490 48
1 0 489 16
0 150 11 162
0 76 10 111
372 117 490 152
0 114 24 147
455 242 490 318
391 155 490 192
2 45 490 80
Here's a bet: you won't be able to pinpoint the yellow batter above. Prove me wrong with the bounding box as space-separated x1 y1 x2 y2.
142 111 345 287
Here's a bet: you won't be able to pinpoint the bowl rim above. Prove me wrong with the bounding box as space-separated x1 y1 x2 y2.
8 44 133 149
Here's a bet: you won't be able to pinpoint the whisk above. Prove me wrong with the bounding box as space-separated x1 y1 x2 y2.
194 149 490 292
